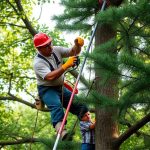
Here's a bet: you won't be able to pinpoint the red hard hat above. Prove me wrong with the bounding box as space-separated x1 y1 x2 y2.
33 33 52 48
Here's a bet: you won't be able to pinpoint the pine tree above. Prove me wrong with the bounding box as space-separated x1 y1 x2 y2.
53 0 150 149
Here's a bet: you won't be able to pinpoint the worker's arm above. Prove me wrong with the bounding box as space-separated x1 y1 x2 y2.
44 56 77 80
44 67 65 80
69 37 84 56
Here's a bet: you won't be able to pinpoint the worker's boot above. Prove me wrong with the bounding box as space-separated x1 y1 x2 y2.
55 122 68 141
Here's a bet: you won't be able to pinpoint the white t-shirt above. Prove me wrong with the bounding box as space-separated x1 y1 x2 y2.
33 46 72 86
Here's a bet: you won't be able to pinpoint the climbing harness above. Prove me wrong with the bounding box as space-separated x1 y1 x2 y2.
37 50 79 95
35 49 79 112
53 1 107 149
37 52 61 71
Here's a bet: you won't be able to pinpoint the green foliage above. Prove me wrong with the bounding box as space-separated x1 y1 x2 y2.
54 0 150 149
53 0 100 32
0 0 150 149
0 1 74 149
85 0 150 113
120 108 150 150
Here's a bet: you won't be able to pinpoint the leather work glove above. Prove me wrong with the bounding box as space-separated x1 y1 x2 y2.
74 37 84 47
62 56 78 70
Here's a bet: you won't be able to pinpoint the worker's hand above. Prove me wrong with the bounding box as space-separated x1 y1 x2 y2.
62 56 78 70
74 37 84 47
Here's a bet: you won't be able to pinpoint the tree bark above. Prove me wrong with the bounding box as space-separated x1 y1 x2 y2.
95 24 119 150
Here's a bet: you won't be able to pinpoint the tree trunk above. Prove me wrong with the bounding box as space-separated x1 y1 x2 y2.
95 24 119 150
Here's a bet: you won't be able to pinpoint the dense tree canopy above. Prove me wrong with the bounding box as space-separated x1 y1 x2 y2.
53 0 150 149
0 0 150 150
0 1 73 149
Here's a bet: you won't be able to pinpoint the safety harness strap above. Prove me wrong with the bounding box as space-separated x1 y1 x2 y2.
52 52 61 66
37 52 61 71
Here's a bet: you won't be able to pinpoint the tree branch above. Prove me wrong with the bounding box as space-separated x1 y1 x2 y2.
0 94 95 113
114 113 150 147
0 22 26 28
0 95 49 112
120 119 150 137
131 46 150 57
14 0 37 36
0 137 40 146
6 0 19 14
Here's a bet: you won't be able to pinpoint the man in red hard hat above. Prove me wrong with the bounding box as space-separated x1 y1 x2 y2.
33 32 88 140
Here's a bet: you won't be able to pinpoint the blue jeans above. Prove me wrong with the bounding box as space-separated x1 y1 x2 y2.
38 85 88 127
81 143 95 150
